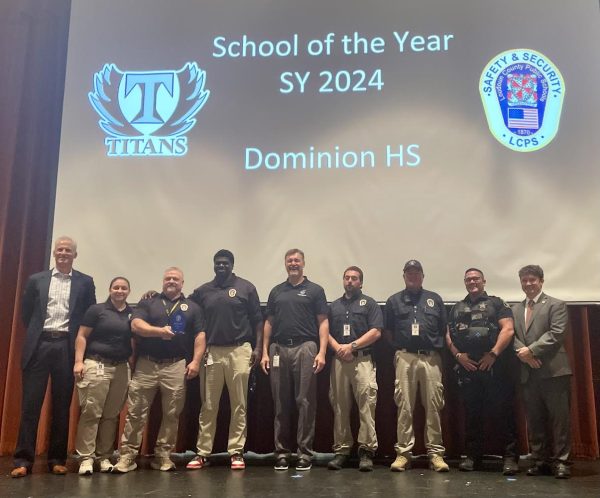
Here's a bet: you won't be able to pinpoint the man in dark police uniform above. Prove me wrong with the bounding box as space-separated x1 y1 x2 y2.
327 266 382 472
186 250 263 471
260 248 329 471
384 260 449 472
446 268 518 474
113 267 205 473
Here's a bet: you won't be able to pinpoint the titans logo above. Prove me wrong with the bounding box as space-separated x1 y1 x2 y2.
89 62 210 157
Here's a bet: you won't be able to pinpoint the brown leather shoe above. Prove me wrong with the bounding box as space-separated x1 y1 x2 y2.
11 466 28 478
51 464 68 475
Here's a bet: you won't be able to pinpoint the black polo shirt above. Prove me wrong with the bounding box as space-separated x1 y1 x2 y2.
132 293 204 359
329 292 383 344
385 288 447 350
266 277 328 343
81 300 133 361
189 273 263 346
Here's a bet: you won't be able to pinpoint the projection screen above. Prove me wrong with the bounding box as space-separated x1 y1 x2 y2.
52 0 600 302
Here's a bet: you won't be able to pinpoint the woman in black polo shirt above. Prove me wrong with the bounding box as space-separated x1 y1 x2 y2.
73 277 133 475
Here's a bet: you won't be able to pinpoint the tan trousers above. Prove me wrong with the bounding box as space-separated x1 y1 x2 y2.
329 354 378 455
75 358 130 459
119 357 186 458
196 343 252 456
393 350 445 456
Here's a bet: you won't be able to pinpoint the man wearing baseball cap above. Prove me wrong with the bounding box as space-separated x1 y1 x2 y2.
384 260 449 472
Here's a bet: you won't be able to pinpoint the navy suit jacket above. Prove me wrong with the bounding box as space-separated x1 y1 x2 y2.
20 269 96 369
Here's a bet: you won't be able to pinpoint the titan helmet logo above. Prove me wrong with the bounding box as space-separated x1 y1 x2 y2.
89 62 210 157
480 49 564 152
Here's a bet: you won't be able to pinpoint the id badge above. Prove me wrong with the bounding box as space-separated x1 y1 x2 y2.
411 322 420 336
272 354 280 368
97 362 105 377
343 324 351 337
206 354 214 366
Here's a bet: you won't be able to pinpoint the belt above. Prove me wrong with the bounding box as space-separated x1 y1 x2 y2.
209 341 249 347
275 338 310 347
399 348 434 356
86 354 128 366
41 330 69 340
352 348 372 358
142 355 185 364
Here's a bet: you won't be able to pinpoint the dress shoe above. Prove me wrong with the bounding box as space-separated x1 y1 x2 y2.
11 466 28 478
51 464 68 475
526 462 553 476
502 458 519 475
554 462 571 479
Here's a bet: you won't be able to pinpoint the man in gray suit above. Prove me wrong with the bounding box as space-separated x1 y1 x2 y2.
11 236 96 477
512 265 572 479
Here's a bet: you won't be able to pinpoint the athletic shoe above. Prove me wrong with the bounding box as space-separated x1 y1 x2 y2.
99 459 114 473
112 455 137 474
327 454 348 470
186 456 208 470
78 458 94 476
295 458 312 471
359 452 374 472
274 456 289 470
231 454 246 470
150 457 176 471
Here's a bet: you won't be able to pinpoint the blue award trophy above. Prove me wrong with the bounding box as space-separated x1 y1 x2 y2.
170 309 186 334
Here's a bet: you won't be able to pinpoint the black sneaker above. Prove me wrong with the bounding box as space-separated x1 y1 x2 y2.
274 456 289 471
327 454 348 470
295 458 312 471
459 457 481 472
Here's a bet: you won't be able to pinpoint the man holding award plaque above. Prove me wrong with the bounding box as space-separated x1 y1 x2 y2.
113 267 206 473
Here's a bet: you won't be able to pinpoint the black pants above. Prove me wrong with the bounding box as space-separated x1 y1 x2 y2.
14 338 74 469
458 363 518 461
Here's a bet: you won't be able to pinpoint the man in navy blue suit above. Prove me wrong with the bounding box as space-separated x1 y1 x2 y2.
12 236 96 477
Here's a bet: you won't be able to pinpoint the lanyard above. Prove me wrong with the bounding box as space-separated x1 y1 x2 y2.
162 298 182 317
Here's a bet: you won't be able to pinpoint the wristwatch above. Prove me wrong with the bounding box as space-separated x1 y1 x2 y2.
351 342 358 351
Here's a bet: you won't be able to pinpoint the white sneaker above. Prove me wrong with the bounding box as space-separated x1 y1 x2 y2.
78 457 94 476
99 459 114 473
150 457 176 471
112 455 137 473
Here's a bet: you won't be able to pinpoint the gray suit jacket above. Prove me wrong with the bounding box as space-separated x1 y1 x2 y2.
20 269 96 369
512 292 571 383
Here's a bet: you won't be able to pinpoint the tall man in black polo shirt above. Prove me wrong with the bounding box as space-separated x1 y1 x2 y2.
113 267 205 473
260 248 329 471
327 266 382 472
446 268 517 474
186 249 263 471
384 260 449 473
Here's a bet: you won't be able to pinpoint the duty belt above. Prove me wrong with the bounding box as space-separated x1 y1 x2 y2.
352 348 372 358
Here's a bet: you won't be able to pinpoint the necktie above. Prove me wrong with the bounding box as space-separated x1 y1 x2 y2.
525 300 534 328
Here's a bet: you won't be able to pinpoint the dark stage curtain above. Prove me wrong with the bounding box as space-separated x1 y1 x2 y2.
0 0 598 460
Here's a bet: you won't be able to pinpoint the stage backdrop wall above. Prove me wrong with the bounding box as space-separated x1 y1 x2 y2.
0 0 598 460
